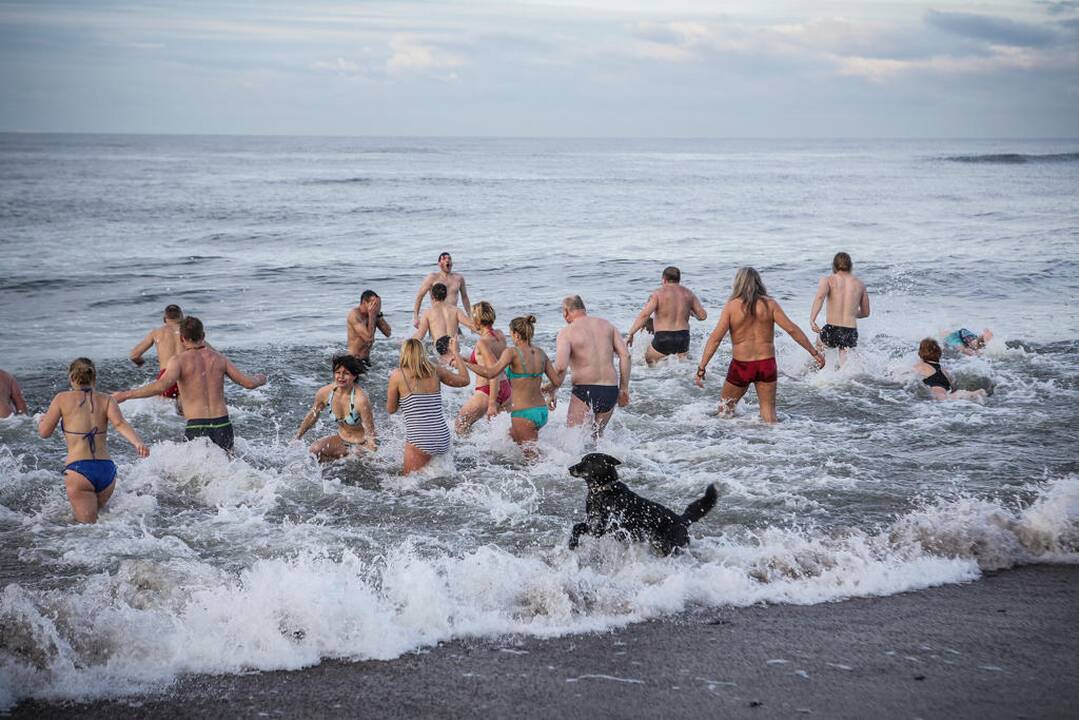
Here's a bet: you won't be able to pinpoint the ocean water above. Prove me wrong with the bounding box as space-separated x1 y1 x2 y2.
1 135 1077 708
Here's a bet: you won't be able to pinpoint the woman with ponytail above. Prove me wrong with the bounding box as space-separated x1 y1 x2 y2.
463 314 559 449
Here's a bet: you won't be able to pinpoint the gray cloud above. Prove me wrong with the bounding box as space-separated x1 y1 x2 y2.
1038 1 1079 15
926 10 1059 47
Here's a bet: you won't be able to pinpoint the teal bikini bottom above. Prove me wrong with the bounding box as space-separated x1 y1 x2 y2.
510 405 548 429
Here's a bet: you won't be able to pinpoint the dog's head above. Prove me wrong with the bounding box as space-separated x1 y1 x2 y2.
569 453 621 486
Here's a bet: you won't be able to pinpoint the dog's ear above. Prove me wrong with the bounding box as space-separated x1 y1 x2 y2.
603 455 622 467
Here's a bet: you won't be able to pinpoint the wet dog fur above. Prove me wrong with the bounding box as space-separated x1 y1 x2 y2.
568 453 717 556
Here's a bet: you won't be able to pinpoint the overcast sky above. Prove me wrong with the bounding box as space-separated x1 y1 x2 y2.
1 0 1077 137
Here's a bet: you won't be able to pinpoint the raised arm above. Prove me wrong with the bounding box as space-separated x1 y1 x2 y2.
349 308 377 345
129 331 155 367
106 396 149 457
225 358 267 390
626 294 658 346
115 357 182 402
690 291 708 321
774 301 825 367
376 314 392 338
37 395 62 438
857 285 871 319
696 305 731 386
464 347 514 379
438 339 471 388
412 275 434 328
809 277 828 333
295 386 331 440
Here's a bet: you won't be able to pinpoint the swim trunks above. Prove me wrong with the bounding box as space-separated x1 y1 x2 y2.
651 330 690 356
511 405 549 430
819 324 858 349
185 415 234 452
156 368 179 399
725 357 778 388
63 459 117 493
571 384 619 414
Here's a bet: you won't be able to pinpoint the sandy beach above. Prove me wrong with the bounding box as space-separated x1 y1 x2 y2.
11 564 1077 719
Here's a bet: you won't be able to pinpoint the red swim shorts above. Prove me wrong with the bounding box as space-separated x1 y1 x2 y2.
476 376 513 405
157 368 179 399
725 357 778 387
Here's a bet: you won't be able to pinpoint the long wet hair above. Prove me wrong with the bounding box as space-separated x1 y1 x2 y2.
509 315 537 343
69 357 96 386
729 267 769 317
399 339 436 380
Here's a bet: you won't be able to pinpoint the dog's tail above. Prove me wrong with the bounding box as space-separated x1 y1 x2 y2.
681 483 718 524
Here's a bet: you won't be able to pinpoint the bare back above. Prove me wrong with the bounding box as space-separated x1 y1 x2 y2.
175 348 231 419
423 303 460 340
822 273 867 328
727 298 778 361
560 316 620 385
55 390 114 462
152 323 185 367
652 284 701 332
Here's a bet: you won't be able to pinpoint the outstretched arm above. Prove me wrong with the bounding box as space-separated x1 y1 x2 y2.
106 396 149 457
456 307 477 333
129 332 154 367
774 302 825 367
809 277 828 333
115 357 182 402
225 359 267 390
464 347 513 379
696 306 731 387
626 294 658 346
295 386 330 440
412 313 431 341
857 286 871 319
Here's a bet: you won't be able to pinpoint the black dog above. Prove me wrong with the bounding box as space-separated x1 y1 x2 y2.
568 453 717 556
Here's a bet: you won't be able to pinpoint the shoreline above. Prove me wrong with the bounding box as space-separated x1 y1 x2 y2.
11 564 1079 719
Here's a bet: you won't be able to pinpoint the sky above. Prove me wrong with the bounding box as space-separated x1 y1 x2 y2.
0 0 1077 137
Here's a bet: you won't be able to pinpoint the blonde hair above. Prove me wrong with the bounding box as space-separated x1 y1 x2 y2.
472 301 496 328
729 267 769 317
69 357 96 386
399 339 436 379
510 315 537 343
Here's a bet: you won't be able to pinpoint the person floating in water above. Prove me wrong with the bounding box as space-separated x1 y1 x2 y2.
129 304 187 414
294 354 377 462
114 316 267 453
914 338 988 402
943 327 993 356
809 251 870 368
38 358 149 523
697 267 824 423
347 290 392 372
0 369 27 418
625 266 708 366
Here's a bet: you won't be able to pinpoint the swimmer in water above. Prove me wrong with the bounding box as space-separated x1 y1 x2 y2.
943 328 993 356
38 358 150 523
915 338 988 401
295 354 377 461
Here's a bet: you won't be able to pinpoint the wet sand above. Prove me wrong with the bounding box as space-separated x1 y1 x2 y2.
12 565 1078 719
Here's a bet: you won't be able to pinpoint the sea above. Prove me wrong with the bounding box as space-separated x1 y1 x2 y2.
1 134 1077 708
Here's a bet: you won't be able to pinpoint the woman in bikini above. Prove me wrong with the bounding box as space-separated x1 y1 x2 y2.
38 358 150 523
915 338 988 401
295 354 377 461
454 301 511 434
388 338 471 474
464 315 560 450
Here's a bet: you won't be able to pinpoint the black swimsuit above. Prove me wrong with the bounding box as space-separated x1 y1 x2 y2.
922 361 952 392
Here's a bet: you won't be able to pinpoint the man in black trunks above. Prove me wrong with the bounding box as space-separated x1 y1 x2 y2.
544 295 631 436
626 266 708 366
809 252 870 368
115 317 267 453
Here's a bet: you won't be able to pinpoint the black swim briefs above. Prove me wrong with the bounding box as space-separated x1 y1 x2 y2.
651 329 690 356
185 415 234 452
571 384 619 414
819 324 858 350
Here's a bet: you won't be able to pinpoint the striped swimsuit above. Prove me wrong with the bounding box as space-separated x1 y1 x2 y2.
399 376 451 456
